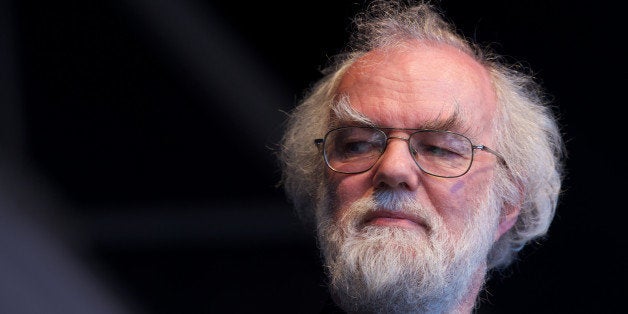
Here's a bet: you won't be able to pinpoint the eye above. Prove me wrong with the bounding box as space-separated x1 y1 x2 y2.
418 144 459 158
340 140 379 156
410 131 470 161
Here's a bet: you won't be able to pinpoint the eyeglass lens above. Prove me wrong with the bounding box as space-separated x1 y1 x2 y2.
323 127 474 177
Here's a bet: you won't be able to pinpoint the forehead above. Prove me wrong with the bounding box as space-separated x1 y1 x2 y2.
335 42 497 134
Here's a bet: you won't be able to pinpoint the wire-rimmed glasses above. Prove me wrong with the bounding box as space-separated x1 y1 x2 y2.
314 126 506 178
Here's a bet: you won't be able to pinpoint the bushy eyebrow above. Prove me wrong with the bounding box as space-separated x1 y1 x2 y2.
421 107 464 130
329 94 375 127
420 107 479 140
330 94 475 137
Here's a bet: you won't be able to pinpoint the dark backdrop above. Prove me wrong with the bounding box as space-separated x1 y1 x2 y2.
1 0 624 313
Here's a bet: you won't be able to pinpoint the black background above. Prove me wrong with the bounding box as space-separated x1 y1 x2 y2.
1 0 625 313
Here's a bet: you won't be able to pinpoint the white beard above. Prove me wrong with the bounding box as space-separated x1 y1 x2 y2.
316 188 501 314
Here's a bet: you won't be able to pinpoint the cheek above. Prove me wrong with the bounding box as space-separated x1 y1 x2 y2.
427 175 491 228
329 173 372 219
425 182 467 225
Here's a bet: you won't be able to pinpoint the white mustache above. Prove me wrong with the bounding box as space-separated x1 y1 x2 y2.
345 189 440 233
372 189 419 211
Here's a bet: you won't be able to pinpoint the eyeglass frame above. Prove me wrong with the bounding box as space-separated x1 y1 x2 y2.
314 126 507 178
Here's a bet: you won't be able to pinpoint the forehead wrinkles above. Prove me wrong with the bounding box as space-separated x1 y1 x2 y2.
335 76 464 128
330 94 477 137
334 43 494 137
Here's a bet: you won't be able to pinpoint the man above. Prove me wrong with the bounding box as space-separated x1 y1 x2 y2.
279 1 564 313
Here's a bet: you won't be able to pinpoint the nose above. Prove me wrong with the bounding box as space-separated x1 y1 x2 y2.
372 136 421 191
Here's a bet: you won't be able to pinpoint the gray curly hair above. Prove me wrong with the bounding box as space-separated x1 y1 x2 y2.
278 0 565 270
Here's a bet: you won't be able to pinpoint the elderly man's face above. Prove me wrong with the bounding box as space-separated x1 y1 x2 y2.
316 42 518 312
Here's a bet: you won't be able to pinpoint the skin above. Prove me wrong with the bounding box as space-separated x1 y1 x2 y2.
328 41 520 310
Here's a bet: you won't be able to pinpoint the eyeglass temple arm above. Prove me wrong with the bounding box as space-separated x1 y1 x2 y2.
473 145 507 167
314 139 324 152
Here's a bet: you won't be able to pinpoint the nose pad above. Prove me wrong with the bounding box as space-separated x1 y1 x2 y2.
409 146 418 156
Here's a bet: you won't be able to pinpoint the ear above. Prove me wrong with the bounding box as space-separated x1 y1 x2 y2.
495 201 521 241
495 176 525 241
